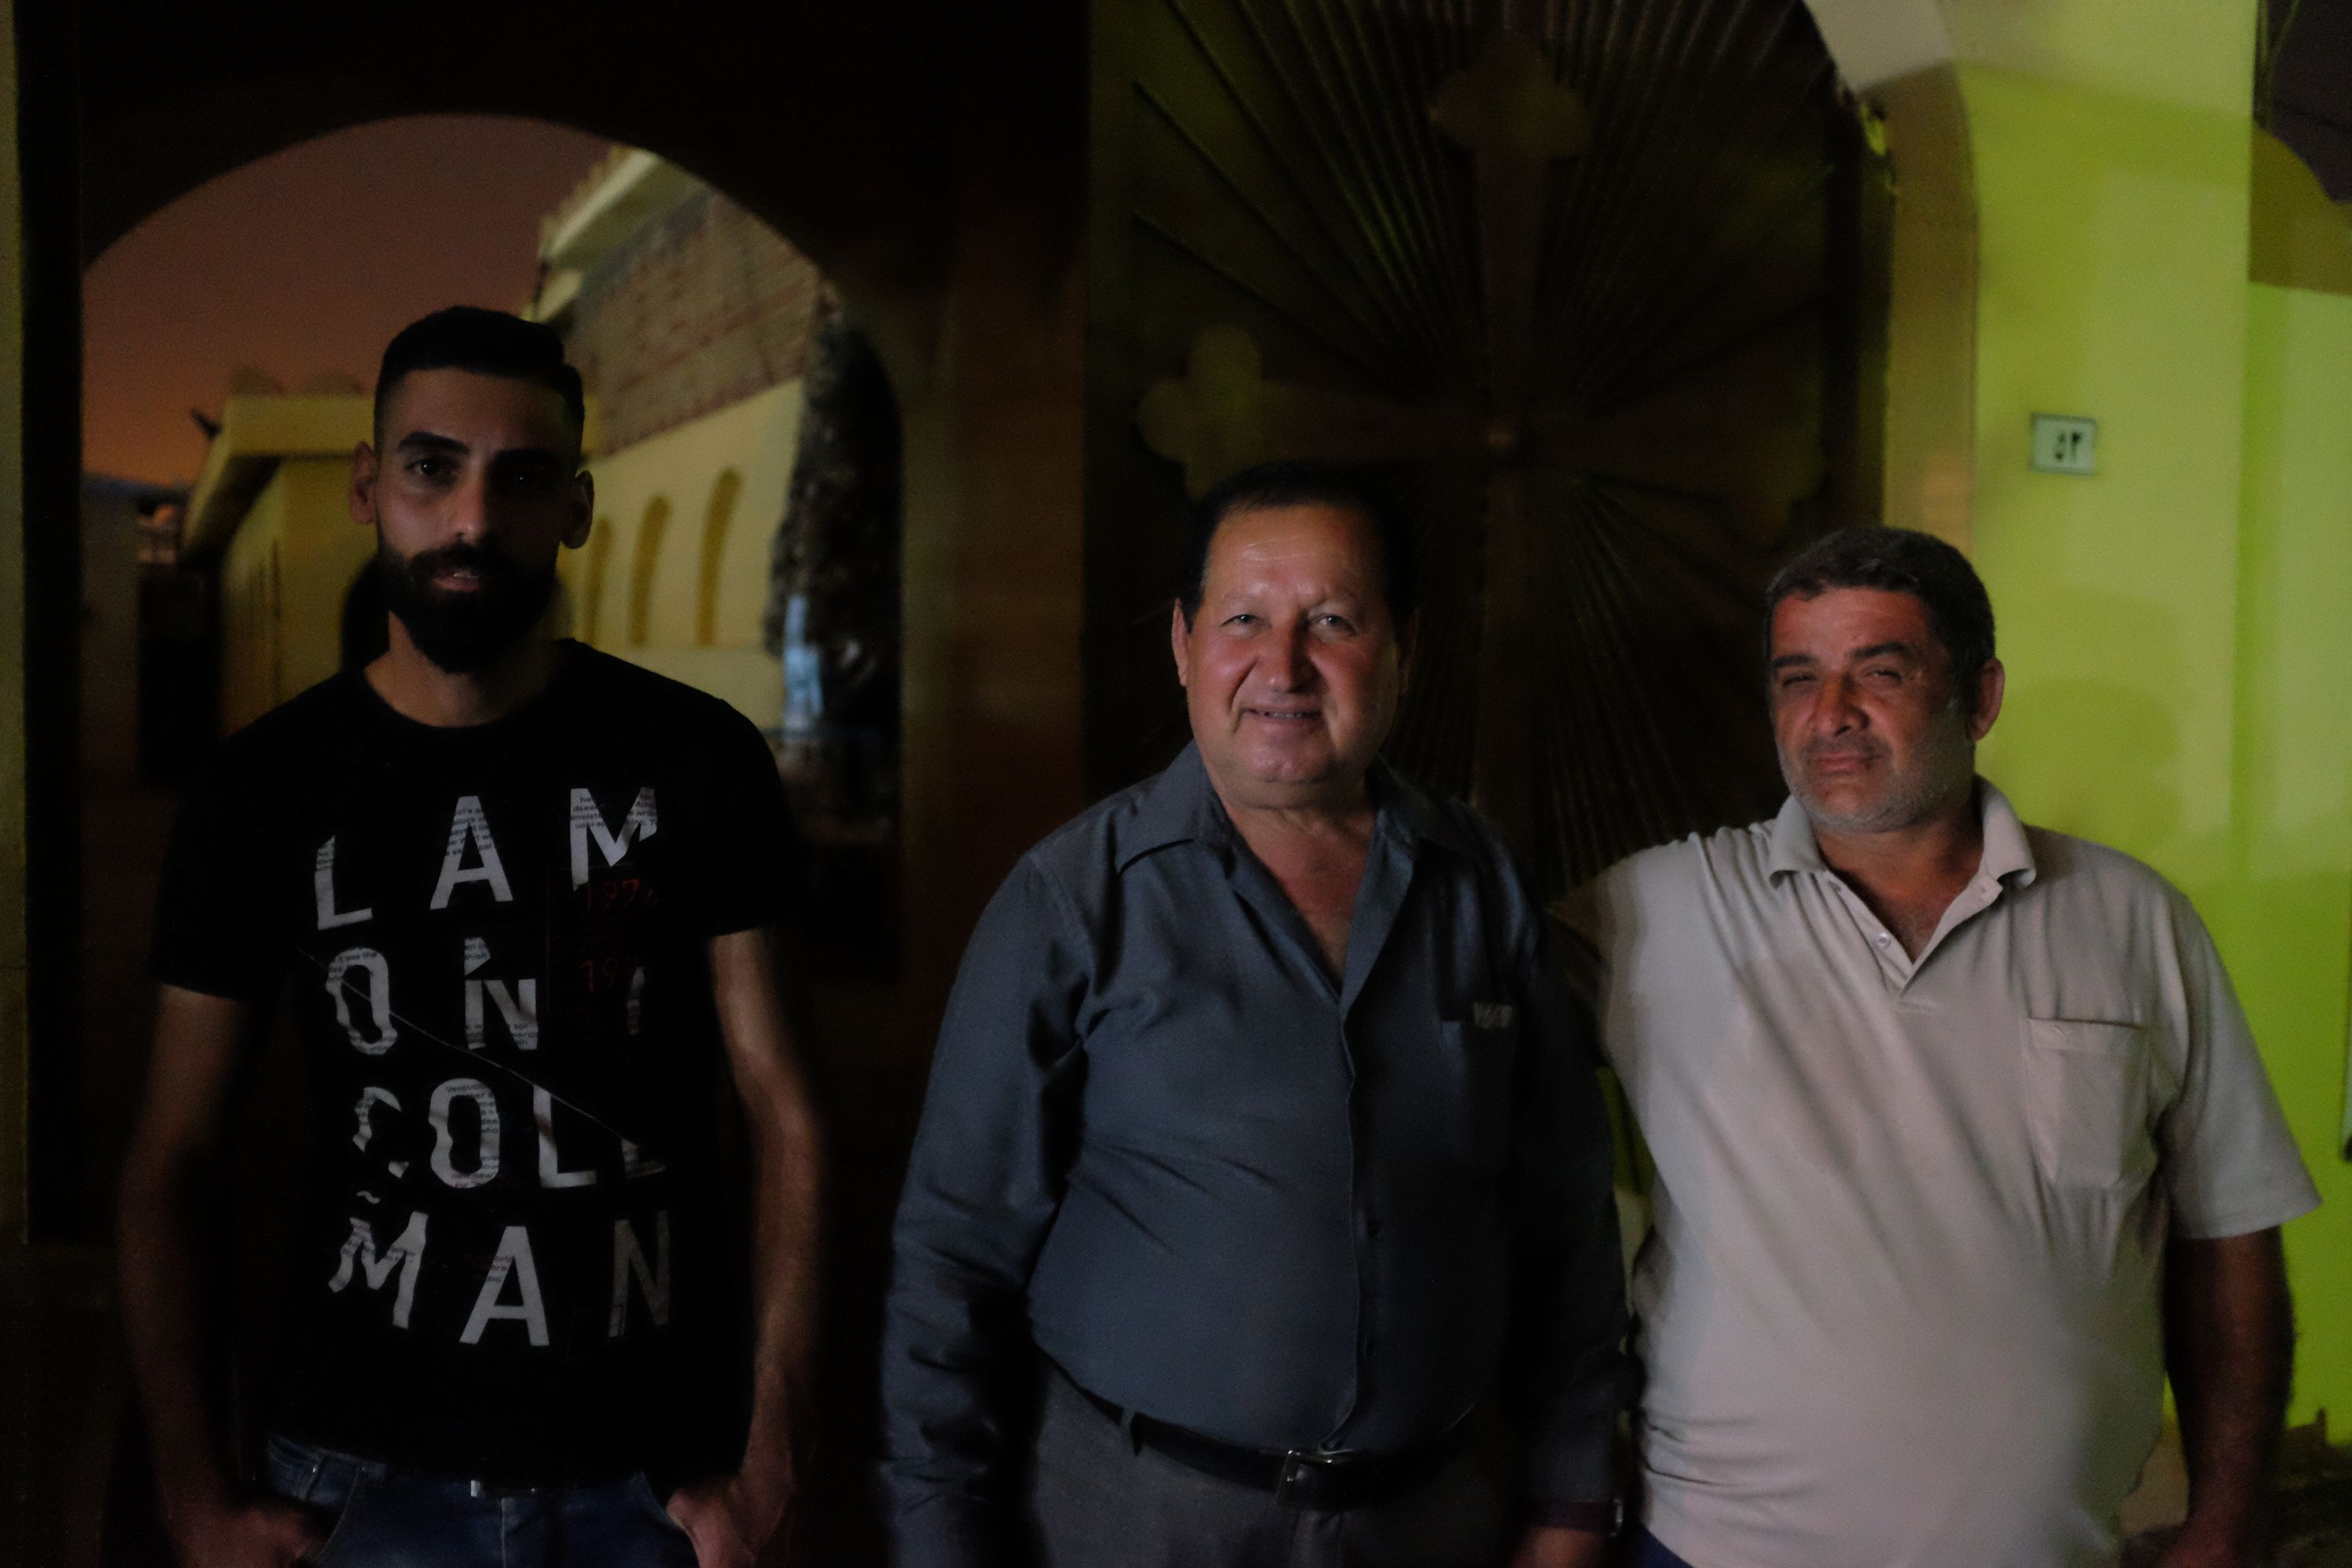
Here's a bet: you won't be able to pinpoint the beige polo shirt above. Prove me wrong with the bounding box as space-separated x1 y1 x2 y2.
1567 782 2318 1568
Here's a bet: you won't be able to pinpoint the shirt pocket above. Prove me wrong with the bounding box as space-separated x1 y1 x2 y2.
1440 1014 1518 1178
2023 1018 2157 1190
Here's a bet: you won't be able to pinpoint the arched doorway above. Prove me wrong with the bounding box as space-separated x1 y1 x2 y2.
71 108 920 1565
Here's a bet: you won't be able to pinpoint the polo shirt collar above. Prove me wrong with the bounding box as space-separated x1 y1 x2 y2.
1976 780 2038 887
1766 776 2039 888
1116 742 1470 871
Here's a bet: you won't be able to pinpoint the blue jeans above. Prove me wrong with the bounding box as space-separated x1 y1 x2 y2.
1627 1524 1698 1568
261 1432 699 1568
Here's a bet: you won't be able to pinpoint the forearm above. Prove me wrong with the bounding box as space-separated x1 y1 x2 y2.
118 1142 235 1526
736 1076 824 1497
2165 1229 2293 1557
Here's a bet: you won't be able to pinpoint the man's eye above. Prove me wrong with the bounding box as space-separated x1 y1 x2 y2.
1777 673 1815 691
409 457 452 481
1223 614 1257 628
1316 615 1355 633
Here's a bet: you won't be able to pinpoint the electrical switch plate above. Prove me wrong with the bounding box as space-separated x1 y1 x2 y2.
2030 414 2098 475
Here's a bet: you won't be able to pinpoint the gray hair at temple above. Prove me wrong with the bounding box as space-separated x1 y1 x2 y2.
1762 525 1998 690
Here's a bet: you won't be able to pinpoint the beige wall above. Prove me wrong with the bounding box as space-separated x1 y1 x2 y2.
218 458 374 733
557 377 802 729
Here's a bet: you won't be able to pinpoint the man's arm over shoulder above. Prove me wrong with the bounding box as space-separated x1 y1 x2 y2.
1548 839 1703 1073
880 856 1092 1568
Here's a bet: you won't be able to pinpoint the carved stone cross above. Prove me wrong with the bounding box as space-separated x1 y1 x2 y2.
1138 25 1814 847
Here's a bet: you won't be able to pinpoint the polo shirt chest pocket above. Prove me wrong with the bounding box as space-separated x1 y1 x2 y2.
2023 1018 2158 1190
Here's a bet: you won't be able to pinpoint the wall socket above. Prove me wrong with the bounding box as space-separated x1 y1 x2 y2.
2030 414 2098 475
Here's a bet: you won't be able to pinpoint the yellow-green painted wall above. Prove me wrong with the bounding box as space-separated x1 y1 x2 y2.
2231 281 2352 1425
1963 59 2252 895
1951 0 2352 1425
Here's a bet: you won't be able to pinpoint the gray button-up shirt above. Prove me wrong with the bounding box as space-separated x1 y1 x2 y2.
880 745 1625 1565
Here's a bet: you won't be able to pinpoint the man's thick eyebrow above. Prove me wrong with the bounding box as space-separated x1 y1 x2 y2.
393 430 469 456
1769 652 1817 672
1848 640 1920 662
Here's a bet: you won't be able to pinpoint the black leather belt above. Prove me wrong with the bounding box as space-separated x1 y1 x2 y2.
1073 1382 1470 1512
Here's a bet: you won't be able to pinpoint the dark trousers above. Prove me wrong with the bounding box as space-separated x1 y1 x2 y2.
1023 1370 1511 1568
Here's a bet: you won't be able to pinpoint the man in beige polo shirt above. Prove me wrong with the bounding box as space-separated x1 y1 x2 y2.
1566 527 2318 1568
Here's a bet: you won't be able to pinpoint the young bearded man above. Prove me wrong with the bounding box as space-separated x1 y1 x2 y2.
118 307 823 1568
1563 527 2316 1568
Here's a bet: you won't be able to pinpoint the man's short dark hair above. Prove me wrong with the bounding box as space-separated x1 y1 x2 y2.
1763 525 1997 684
374 306 586 446
1180 459 1417 630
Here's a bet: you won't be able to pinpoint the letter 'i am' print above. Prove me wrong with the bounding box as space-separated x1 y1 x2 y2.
308 785 676 1352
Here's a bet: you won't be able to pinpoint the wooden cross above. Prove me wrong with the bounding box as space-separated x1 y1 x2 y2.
1138 27 1811 846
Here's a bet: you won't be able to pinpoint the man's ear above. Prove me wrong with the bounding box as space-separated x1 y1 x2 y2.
563 470 595 550
1395 609 1418 683
1170 599 1192 689
349 441 379 527
1966 657 2006 741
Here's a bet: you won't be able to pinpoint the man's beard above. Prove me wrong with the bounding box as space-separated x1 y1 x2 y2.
377 539 557 675
1780 709 1976 837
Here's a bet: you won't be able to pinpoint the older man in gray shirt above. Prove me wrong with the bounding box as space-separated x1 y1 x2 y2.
880 461 1625 1568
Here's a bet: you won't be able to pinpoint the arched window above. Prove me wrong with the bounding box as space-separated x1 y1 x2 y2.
695 467 743 646
626 495 671 647
579 516 615 646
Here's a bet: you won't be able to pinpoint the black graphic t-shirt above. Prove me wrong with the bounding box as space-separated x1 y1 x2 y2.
151 644 798 1483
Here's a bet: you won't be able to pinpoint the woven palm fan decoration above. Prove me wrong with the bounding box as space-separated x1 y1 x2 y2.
1090 0 1885 895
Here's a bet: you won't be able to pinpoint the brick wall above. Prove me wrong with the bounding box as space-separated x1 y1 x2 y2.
564 187 820 455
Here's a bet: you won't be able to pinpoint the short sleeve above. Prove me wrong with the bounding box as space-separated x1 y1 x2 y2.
150 737 285 1000
688 709 802 938
2157 892 2321 1240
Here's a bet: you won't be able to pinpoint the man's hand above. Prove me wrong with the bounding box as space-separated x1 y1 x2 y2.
167 1494 327 1568
663 1470 793 1568
1508 1524 1614 1568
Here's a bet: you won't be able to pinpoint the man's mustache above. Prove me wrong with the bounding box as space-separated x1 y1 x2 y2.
1803 738 1886 765
400 543 527 592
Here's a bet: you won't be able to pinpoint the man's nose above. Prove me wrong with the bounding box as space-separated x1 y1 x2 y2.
1265 624 1315 688
1814 674 1865 732
445 472 492 543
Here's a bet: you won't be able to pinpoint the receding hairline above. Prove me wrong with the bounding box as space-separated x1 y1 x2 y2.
1195 497 1394 599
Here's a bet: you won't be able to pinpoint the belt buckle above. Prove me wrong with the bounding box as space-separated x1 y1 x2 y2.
1275 1448 1358 1510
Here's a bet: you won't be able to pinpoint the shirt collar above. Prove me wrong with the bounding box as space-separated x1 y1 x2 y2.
1766 777 2038 887
1116 742 1472 871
